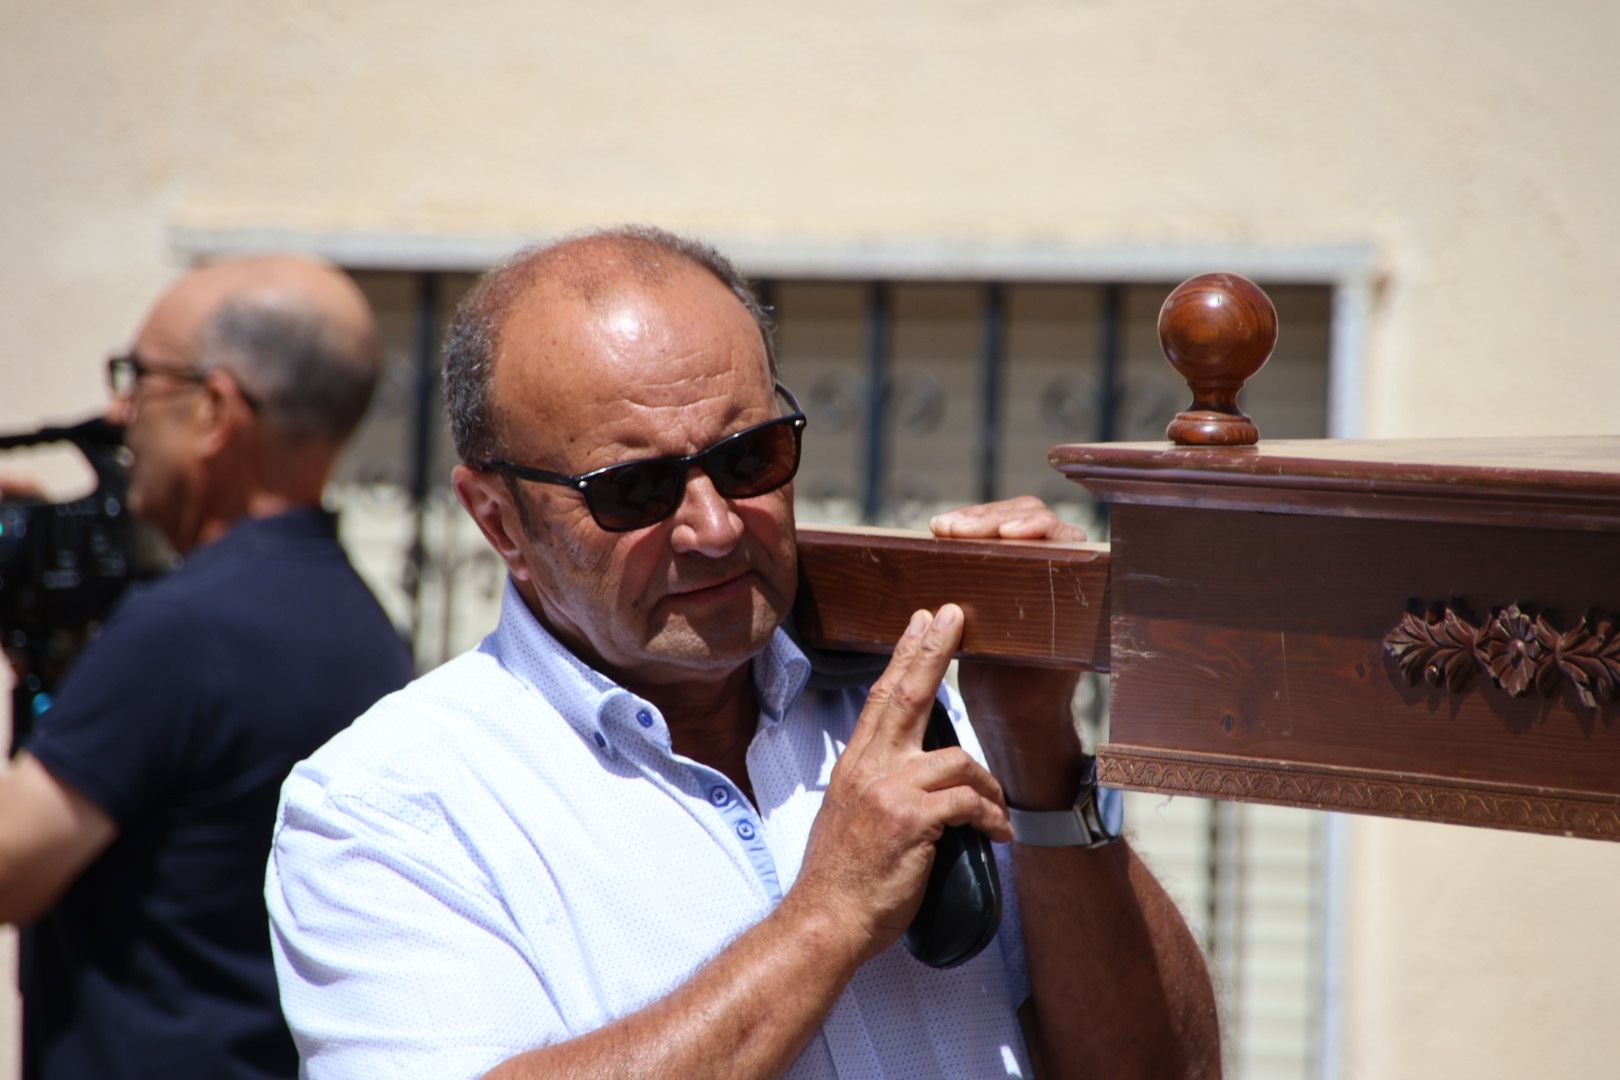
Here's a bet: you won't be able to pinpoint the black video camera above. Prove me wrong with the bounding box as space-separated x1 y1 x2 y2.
0 416 165 753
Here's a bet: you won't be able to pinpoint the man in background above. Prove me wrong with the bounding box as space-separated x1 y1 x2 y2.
0 255 415 1079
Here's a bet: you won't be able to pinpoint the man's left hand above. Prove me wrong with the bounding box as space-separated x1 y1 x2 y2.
928 495 1087 544
929 496 1091 810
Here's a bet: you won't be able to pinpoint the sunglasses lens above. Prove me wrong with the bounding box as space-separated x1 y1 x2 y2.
578 415 803 531
707 418 802 498
584 461 686 531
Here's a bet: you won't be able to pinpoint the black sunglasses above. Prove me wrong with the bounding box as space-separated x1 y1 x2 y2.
106 352 261 410
480 384 807 532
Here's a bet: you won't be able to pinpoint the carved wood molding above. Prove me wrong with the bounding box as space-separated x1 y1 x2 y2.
1383 603 1620 707
1097 751 1620 840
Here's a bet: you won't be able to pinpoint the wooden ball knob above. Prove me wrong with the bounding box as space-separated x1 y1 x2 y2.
1158 272 1277 446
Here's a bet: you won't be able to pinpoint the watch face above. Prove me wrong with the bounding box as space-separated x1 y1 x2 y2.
1097 785 1125 837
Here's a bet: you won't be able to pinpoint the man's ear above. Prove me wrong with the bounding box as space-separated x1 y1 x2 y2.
196 368 254 458
452 464 534 585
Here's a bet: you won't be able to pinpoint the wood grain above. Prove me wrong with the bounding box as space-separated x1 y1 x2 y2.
794 525 1111 670
791 437 1620 840
1097 502 1620 835
1158 273 1278 447
1051 436 1620 529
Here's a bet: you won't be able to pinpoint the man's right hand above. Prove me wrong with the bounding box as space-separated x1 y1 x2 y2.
784 603 1012 964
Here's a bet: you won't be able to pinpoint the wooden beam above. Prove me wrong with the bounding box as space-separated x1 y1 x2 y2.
794 525 1112 671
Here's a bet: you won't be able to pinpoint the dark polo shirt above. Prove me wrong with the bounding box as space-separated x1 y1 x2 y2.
21 508 414 1080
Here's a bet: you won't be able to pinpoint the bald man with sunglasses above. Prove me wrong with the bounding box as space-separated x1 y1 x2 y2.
267 228 1218 1080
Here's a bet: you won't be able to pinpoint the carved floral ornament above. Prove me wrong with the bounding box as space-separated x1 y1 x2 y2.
1384 603 1620 708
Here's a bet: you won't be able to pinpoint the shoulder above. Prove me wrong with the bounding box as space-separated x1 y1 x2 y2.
150 518 407 662
93 540 256 636
61 574 204 682
278 648 536 832
26 580 214 821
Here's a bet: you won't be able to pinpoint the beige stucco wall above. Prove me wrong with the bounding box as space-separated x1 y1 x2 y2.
3 2 1617 1077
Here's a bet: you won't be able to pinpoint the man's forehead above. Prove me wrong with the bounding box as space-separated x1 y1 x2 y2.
487 264 769 458
497 266 761 387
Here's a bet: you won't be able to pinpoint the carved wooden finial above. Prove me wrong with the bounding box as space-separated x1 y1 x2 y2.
1158 272 1278 446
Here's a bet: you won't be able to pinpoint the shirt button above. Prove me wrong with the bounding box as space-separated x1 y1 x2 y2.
735 821 756 841
593 732 607 749
636 709 654 728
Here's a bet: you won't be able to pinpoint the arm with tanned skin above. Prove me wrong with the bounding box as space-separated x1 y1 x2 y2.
933 496 1221 1080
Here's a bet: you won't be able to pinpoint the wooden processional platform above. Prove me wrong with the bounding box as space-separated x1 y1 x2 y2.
794 274 1620 841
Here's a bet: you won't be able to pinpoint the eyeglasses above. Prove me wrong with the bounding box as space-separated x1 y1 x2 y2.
106 352 260 410
480 383 807 532
106 352 208 398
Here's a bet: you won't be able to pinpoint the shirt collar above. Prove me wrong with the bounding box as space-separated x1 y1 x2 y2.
486 577 813 756
753 620 812 728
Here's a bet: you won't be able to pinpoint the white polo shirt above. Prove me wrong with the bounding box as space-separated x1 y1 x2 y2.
267 580 1038 1079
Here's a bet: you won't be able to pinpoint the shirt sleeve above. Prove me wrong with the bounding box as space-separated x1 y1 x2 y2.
266 768 569 1080
25 592 202 826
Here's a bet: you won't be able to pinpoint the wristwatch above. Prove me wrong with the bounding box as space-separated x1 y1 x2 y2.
1007 757 1121 848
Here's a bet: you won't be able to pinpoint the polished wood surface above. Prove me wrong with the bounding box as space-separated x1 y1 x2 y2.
1051 436 1620 529
795 525 1111 670
793 495 1619 840
794 272 1620 840
1158 273 1277 447
1095 501 1619 838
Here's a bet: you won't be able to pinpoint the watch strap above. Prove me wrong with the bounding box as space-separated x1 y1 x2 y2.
1007 760 1120 848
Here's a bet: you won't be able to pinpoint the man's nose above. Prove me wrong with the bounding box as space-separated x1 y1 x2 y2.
668 469 743 557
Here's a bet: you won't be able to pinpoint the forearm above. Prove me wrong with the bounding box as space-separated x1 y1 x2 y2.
1014 841 1219 1080
482 892 863 1080
938 502 1218 1073
968 702 1218 1077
